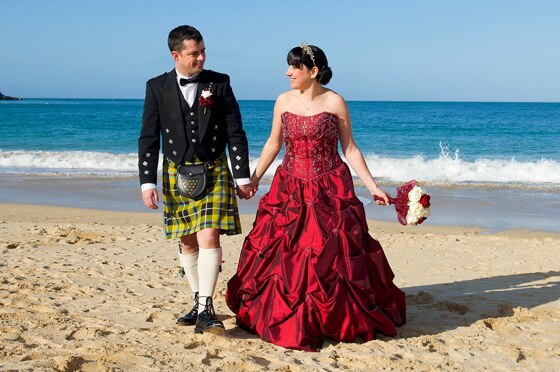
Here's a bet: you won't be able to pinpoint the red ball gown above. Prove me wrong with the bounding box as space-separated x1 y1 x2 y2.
226 111 406 351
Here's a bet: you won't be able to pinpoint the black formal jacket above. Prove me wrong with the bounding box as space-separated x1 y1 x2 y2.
138 69 250 185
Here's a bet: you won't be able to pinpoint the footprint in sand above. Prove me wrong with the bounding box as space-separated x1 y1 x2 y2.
201 349 223 366
111 353 155 369
407 291 434 305
436 301 470 315
32 304 59 314
482 306 540 333
43 226 106 245
52 355 86 371
66 327 112 340
145 310 175 322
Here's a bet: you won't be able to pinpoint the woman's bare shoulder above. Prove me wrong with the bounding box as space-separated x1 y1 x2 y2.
274 91 296 113
323 89 346 104
277 90 299 102
322 90 348 116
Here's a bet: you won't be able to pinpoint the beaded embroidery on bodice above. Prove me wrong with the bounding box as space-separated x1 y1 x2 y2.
280 111 343 180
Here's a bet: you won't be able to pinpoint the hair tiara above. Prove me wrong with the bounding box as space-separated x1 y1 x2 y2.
300 42 317 67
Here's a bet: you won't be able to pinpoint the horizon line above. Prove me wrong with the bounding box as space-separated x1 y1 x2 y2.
6 97 560 104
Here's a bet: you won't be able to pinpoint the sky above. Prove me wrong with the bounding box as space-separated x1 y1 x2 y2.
1 0 559 102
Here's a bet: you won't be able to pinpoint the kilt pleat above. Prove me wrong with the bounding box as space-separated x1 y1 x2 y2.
162 153 242 238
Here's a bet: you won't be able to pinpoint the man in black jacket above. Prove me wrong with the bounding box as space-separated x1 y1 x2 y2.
138 25 255 334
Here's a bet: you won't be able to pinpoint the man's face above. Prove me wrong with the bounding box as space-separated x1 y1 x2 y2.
172 39 206 76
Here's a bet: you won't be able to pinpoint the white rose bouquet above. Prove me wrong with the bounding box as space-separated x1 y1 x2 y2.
375 180 431 225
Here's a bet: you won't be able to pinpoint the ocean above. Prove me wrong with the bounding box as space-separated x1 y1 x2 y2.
1 99 559 232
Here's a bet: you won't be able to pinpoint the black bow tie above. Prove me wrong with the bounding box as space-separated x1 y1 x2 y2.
180 75 200 86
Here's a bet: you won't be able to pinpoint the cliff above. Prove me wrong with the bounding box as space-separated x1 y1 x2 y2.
0 91 23 100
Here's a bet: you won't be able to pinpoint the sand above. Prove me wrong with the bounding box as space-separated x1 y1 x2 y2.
1 203 559 371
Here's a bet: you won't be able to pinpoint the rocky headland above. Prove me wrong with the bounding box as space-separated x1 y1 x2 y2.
0 91 23 100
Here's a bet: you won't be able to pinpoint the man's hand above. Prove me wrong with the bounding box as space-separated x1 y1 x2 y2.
142 188 159 209
236 182 257 200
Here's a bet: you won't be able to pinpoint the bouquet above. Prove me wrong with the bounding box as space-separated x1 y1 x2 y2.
374 180 431 225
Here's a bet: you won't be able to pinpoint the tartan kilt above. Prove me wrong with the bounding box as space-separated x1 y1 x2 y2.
162 153 242 238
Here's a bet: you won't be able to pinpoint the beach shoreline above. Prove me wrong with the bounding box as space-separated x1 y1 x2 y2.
1 173 558 234
1 203 559 371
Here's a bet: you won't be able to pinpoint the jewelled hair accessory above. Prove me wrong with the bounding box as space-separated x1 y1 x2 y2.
300 42 317 67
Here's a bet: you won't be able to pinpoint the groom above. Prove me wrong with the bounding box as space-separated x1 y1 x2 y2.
138 25 255 334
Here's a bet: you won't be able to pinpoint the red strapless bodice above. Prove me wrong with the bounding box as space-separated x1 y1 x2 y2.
281 111 343 180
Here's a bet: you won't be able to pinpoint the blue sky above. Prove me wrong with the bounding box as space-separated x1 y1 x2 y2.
1 0 559 101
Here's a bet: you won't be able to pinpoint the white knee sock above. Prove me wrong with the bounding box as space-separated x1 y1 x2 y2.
178 250 199 296
197 247 222 313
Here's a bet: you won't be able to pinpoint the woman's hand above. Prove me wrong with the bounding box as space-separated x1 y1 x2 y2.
250 172 260 191
370 186 391 206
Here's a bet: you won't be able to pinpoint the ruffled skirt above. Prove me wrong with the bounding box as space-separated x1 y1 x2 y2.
226 162 406 351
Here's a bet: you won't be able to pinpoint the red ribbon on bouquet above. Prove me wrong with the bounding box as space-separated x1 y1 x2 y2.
374 180 431 226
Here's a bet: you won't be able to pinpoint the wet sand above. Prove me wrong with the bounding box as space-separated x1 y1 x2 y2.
1 173 558 233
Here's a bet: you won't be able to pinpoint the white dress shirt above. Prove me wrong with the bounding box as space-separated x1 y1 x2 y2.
176 70 198 107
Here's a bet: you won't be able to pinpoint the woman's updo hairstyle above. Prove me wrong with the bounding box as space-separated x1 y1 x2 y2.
287 43 333 85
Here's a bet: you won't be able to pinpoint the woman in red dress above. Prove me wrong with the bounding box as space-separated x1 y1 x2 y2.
226 43 406 351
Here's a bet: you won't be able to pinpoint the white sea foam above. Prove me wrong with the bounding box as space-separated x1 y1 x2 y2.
0 150 141 176
360 153 560 185
1 149 559 185
253 144 560 185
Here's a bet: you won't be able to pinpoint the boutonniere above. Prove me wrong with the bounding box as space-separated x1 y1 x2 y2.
199 84 214 114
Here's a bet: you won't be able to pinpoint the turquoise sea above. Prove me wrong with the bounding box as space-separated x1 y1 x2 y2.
1 99 559 232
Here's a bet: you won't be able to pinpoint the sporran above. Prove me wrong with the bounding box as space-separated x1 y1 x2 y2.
176 163 210 199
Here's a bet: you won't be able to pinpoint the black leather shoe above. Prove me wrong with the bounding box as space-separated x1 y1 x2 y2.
176 292 198 326
194 297 224 335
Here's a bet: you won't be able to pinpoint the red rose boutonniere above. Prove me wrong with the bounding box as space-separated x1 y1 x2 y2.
199 86 214 114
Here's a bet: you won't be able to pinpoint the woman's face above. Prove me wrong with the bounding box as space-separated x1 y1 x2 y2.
286 64 314 90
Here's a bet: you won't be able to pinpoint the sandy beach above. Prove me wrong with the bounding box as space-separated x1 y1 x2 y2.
1 203 559 371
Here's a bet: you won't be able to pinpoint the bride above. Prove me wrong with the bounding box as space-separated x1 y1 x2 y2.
226 43 406 351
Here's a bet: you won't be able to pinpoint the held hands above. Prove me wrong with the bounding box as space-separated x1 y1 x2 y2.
237 172 261 200
236 181 258 200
